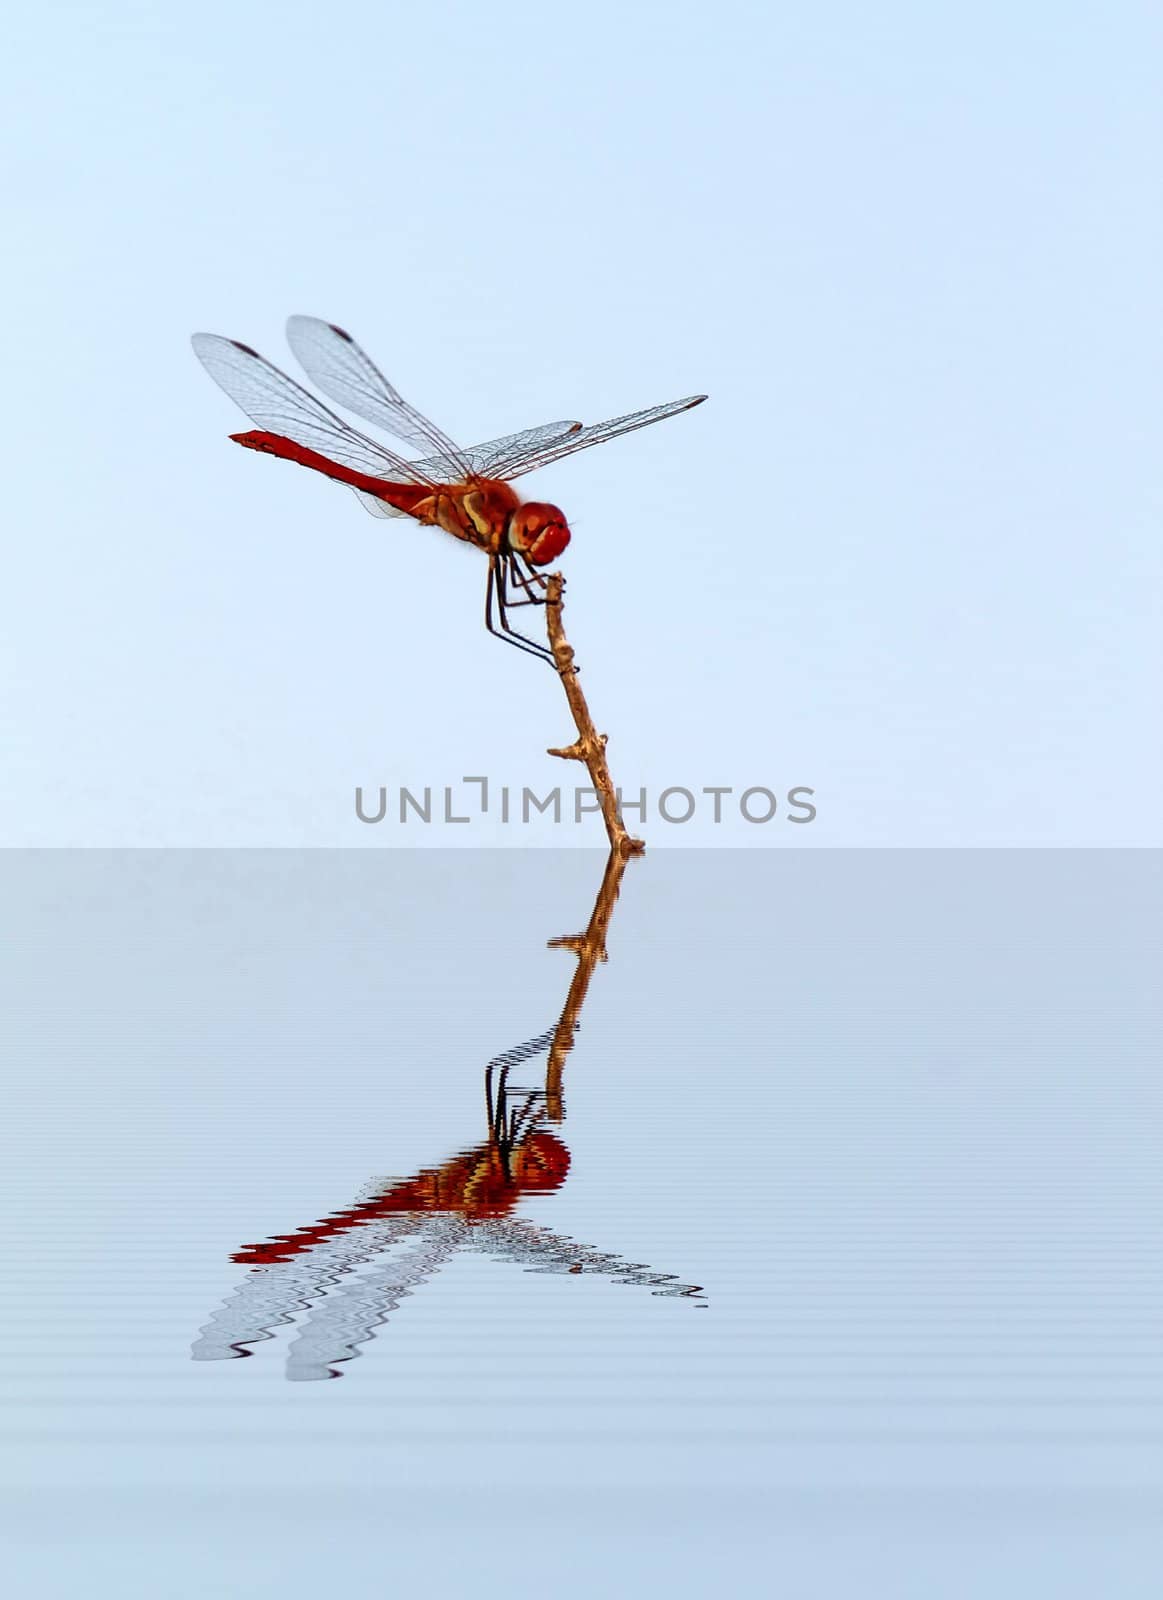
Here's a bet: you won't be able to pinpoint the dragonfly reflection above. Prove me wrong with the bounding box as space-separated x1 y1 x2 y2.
193 851 704 1382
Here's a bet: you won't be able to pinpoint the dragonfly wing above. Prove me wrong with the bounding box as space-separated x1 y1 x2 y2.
495 394 707 481
351 488 408 518
346 425 578 517
465 419 582 477
191 333 436 487
385 420 580 480
286 316 472 477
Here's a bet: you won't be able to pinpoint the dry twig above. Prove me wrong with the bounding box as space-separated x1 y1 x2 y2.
543 573 644 857
543 846 630 1119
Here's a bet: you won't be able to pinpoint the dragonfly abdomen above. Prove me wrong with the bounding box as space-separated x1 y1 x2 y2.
229 430 431 517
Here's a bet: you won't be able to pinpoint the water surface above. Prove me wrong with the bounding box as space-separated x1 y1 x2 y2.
1 849 1159 1596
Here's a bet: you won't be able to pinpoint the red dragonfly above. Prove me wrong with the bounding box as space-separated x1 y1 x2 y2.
192 317 706 664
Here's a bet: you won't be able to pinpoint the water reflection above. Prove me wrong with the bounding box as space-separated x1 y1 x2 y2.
193 850 705 1381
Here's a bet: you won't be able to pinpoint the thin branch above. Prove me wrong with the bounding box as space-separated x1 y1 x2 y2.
543 845 631 1120
543 573 644 857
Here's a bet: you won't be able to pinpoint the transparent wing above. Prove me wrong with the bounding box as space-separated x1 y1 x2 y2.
286 316 473 475
469 1218 706 1299
283 1219 466 1382
346 421 582 518
494 394 708 481
191 332 440 488
469 419 582 476
351 488 407 518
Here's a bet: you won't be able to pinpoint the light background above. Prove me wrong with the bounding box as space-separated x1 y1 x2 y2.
2 1 1159 846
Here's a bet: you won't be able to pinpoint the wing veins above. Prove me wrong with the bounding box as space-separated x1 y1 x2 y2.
191 332 441 488
495 396 707 480
286 316 473 477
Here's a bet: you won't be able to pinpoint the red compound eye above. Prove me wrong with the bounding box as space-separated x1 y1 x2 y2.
527 520 571 564
511 502 571 564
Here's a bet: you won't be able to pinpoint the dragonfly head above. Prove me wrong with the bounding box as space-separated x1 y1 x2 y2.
508 502 571 566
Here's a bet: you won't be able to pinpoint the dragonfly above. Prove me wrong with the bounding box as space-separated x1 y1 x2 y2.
191 316 706 664
192 1033 702 1380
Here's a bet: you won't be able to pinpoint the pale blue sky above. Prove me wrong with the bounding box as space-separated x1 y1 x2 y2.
2 1 1159 845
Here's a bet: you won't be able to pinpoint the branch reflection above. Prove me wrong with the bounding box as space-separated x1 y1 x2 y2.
193 850 705 1381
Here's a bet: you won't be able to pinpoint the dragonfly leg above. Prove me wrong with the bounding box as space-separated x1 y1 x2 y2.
504 554 551 608
485 556 557 666
486 1061 511 1139
509 1090 544 1143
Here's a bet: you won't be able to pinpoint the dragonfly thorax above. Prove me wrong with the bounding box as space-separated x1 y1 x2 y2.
507 501 571 566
